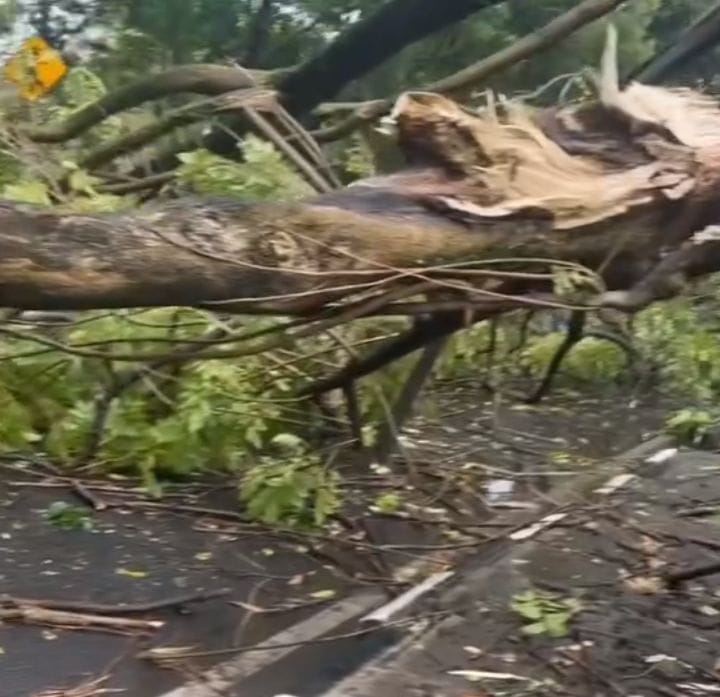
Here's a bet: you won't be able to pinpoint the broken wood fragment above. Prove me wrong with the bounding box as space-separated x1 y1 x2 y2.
0 603 164 633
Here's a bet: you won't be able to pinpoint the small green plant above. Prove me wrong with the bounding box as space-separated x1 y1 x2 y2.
45 502 94 531
437 321 503 380
240 433 342 528
511 589 581 638
374 492 402 513
665 408 718 446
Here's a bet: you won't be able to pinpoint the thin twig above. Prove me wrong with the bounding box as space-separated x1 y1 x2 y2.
0 589 232 615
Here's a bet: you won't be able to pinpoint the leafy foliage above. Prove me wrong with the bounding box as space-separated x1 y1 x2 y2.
521 334 627 385
666 409 718 447
45 502 94 531
176 136 313 201
511 589 582 638
635 299 720 403
373 492 402 514
240 433 342 528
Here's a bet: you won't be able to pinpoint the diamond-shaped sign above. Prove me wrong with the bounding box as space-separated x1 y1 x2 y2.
4 36 68 101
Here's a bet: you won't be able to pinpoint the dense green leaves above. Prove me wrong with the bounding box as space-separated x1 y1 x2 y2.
176 136 313 200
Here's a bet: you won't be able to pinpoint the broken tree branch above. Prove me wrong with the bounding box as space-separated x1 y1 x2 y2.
0 603 164 633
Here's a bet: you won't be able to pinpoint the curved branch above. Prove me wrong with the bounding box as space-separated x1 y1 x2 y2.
428 0 627 96
98 172 174 195
20 65 284 144
526 310 586 404
76 88 286 173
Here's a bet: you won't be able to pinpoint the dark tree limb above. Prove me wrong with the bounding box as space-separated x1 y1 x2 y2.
242 0 276 67
181 0 511 165
297 313 468 397
343 382 364 448
630 1 720 84
600 236 720 312
278 0 509 115
526 310 587 404
375 336 449 464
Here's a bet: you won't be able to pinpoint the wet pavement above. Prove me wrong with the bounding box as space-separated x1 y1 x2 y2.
0 478 343 697
0 386 681 696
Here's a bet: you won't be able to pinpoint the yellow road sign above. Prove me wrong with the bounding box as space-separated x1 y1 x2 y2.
3 36 68 101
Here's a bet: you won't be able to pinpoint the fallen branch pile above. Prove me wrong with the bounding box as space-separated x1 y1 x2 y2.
1 28 720 442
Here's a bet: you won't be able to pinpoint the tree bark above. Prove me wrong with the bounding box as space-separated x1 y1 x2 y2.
0 194 552 312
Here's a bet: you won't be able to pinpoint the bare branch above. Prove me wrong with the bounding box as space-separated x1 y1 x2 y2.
427 0 629 96
19 65 283 144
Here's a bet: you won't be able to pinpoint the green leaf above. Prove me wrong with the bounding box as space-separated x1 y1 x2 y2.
543 612 571 638
3 179 51 204
68 168 100 194
309 589 336 600
374 492 402 513
45 502 93 531
271 433 304 450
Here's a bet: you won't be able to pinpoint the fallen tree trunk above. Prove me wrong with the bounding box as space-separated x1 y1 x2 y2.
2 29 720 321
